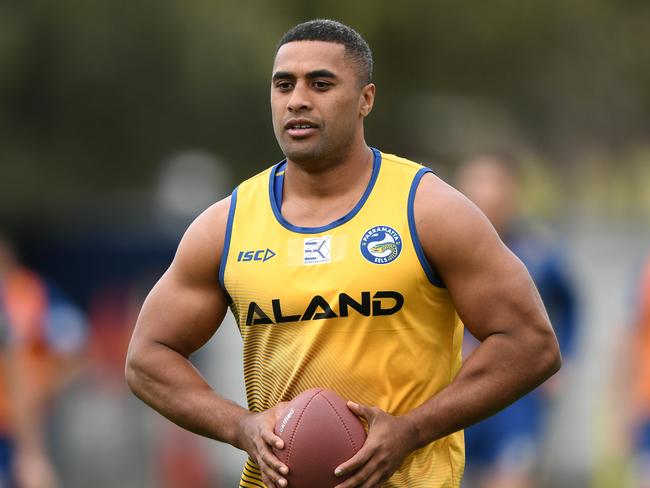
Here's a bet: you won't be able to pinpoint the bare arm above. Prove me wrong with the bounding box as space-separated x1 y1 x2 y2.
125 197 290 488
404 172 561 445
125 197 244 442
335 173 561 487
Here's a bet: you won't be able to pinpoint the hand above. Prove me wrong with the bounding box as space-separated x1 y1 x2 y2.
236 403 290 488
12 447 59 488
334 402 417 488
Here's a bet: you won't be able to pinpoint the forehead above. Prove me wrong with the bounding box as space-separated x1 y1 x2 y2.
273 40 354 76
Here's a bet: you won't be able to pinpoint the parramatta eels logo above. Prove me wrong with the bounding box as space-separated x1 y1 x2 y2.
360 226 402 264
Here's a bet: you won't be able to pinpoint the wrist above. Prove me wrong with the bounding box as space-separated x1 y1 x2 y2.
399 411 426 451
232 410 254 452
201 394 251 449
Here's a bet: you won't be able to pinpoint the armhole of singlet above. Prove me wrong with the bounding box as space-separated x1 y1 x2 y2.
218 187 238 291
408 168 446 288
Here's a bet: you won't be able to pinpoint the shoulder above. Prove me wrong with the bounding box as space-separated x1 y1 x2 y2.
380 151 426 171
412 172 508 278
413 171 492 240
172 161 280 277
172 196 233 281
375 153 499 273
185 195 232 242
378 152 432 188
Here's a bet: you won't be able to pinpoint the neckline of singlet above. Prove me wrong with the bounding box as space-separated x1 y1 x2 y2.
268 148 382 234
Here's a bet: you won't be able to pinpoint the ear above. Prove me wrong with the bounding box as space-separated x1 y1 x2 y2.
359 83 376 118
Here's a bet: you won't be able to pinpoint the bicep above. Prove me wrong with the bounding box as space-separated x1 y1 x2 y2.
446 243 547 341
415 174 549 340
130 199 231 358
134 266 229 358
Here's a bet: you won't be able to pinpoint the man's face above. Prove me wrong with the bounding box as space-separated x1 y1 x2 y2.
271 41 373 163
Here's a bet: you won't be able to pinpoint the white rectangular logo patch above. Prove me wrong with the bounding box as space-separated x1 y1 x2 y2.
303 236 331 265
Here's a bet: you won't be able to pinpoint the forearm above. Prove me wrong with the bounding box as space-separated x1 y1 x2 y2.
126 341 249 448
404 329 561 448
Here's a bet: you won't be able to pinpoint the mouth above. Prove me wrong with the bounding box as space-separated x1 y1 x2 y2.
284 120 319 138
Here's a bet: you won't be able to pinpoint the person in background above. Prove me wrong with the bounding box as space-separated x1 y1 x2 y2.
0 232 86 488
54 279 215 488
628 255 650 488
456 155 578 488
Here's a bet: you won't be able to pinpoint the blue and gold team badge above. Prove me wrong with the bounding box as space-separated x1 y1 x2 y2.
360 226 402 264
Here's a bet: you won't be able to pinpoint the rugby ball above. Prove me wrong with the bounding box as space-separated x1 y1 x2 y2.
273 388 366 488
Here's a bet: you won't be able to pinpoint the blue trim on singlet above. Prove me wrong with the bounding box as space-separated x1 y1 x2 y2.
268 148 382 234
407 168 446 288
274 161 287 209
218 187 238 289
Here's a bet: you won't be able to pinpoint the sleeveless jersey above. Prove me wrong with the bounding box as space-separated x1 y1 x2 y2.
221 149 465 487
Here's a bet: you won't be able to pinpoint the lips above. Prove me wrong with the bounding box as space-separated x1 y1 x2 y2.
284 119 318 138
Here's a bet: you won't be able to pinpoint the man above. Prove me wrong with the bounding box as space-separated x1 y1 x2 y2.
126 19 561 488
456 156 578 487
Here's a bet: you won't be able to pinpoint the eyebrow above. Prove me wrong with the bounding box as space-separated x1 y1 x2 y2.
272 69 339 82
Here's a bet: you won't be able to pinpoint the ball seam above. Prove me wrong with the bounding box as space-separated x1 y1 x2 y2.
319 393 359 452
286 388 322 465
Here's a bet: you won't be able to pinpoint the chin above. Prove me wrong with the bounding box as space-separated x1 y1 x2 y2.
281 141 325 162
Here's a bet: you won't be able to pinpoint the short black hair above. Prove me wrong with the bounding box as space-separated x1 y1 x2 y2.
277 19 373 84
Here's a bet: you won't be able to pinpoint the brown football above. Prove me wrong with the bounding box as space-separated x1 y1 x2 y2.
273 388 367 488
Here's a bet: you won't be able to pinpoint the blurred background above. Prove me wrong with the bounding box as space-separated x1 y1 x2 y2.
1 1 649 487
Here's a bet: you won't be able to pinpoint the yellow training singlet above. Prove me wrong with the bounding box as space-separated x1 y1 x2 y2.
220 149 464 487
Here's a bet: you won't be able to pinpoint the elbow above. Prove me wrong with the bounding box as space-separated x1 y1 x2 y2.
124 358 135 392
124 343 143 394
539 331 563 381
547 343 563 377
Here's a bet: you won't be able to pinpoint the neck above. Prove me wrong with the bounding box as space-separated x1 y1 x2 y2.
284 143 374 200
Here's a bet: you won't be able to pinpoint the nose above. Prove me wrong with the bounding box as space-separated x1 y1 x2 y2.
287 81 312 112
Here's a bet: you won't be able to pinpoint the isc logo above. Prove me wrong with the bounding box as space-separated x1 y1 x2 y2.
237 248 276 263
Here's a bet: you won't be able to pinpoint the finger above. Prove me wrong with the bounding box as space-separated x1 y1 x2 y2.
334 444 373 478
334 458 376 488
262 478 275 488
262 473 287 488
259 444 289 476
261 427 285 450
254 434 289 478
258 456 287 488
260 467 286 488
346 400 363 415
257 459 276 488
347 401 374 422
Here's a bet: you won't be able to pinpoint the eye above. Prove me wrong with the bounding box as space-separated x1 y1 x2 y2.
312 81 331 90
275 81 294 92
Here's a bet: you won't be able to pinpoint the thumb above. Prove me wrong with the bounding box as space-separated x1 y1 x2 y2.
347 400 370 419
